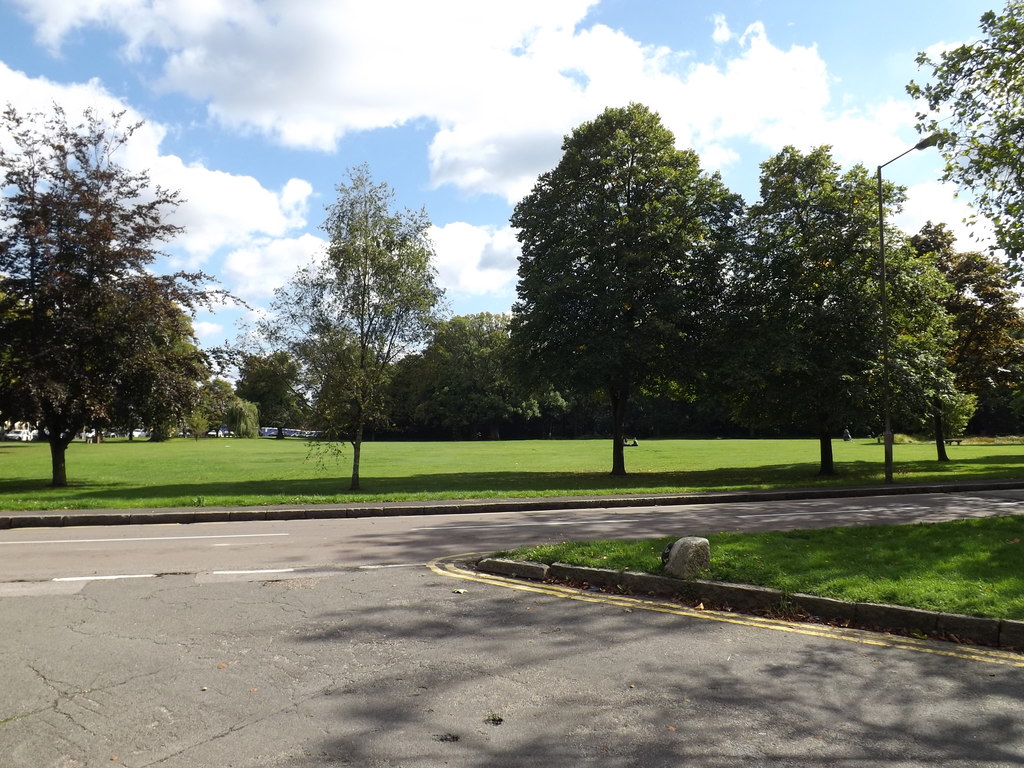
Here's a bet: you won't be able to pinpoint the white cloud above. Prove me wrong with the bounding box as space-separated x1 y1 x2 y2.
900 180 995 252
9 2 936 209
430 222 520 297
0 60 315 268
160 161 313 261
222 233 326 300
192 319 226 347
7 1 854 203
8 2 981 308
711 14 732 44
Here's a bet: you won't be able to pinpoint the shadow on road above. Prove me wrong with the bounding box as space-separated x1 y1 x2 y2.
279 568 1024 767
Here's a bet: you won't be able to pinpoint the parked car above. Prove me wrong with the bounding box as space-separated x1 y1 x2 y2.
3 428 34 442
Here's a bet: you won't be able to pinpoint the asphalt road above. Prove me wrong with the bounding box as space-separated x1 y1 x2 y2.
2 491 1023 767
4 489 1024 586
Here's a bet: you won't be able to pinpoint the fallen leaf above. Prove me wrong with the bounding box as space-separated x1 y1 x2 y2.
666 725 677 732
628 684 636 689
217 663 228 669
249 687 259 692
695 602 705 610
452 589 467 594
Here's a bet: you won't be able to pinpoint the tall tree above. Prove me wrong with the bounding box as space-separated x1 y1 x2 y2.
412 313 538 439
908 2 1024 262
225 399 260 438
196 378 237 435
109 303 210 441
912 222 1024 454
270 164 445 490
0 105 216 485
234 351 305 438
510 103 741 475
721 146 952 475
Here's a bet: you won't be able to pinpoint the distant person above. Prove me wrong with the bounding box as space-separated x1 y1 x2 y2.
842 428 852 442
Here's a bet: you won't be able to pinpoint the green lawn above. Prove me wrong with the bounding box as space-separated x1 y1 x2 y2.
498 514 1024 620
1 436 1023 511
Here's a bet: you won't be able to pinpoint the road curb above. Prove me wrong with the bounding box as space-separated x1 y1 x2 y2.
4 478 1024 529
475 557 1024 652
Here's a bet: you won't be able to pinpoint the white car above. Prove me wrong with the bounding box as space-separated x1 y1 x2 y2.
4 429 34 442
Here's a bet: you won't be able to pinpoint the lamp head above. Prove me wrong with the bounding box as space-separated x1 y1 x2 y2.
914 133 942 151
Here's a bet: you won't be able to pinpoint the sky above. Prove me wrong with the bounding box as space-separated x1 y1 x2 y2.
0 0 1000 350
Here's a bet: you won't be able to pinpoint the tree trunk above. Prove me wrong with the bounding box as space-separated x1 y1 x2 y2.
609 384 627 476
818 425 835 476
350 420 363 491
48 435 68 487
933 397 950 462
43 413 77 487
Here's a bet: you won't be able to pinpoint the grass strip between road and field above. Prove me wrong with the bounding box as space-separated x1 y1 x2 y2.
496 514 1024 620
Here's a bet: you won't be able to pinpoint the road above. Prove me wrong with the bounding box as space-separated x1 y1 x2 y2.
2 491 1023 767
4 489 1024 586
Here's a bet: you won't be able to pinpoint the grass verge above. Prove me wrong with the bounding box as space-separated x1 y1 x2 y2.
497 515 1024 620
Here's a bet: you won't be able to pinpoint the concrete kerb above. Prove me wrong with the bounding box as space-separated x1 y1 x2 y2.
4 477 1024 530
475 557 1023 652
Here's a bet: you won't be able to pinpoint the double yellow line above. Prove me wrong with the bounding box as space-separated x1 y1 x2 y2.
429 556 1024 669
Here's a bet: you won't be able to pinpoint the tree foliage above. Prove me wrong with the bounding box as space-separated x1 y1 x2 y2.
911 221 1024 450
110 307 209 441
270 164 445 490
511 103 741 474
225 399 260 438
721 146 953 474
908 1 1024 261
234 351 305 437
410 313 538 439
194 378 236 435
0 105 217 485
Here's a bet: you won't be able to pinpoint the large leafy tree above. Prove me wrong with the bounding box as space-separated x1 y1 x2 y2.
510 103 741 475
721 146 952 475
109 304 210 441
412 313 538 440
271 164 445 490
912 222 1024 453
0 105 216 485
234 351 306 438
908 2 1024 262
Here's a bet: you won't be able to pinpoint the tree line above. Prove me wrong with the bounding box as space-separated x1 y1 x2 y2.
233 106 1024 486
4 2 1024 487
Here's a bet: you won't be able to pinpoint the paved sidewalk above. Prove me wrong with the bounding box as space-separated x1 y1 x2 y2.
4 477 1024 529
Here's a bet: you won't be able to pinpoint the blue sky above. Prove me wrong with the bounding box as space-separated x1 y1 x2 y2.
0 0 997 349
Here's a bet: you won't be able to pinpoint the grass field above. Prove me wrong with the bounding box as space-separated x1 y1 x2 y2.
498 514 1024 620
1 436 1024 511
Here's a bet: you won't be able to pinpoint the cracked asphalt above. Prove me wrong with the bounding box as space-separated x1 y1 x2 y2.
3 489 1024 766
3 561 1024 767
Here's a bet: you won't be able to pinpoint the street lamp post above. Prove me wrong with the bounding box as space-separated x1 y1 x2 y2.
876 133 941 483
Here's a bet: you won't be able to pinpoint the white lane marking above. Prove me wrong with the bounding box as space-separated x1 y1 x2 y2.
53 573 156 582
211 568 296 575
1 533 290 546
358 563 423 570
412 517 643 531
